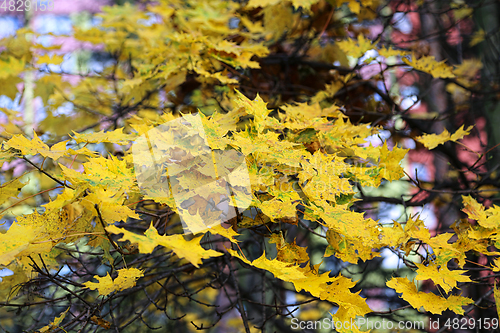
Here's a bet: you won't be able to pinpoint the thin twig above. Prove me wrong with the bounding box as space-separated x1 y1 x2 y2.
23 156 73 189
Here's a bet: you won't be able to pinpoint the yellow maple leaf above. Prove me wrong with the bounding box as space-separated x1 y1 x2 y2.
79 188 139 224
0 149 18 167
269 232 309 264
199 113 232 150
60 155 136 191
378 46 411 58
0 176 26 206
337 34 374 60
5 132 84 160
386 277 472 314
415 263 471 293
206 224 240 244
495 282 500 319
42 140 71 160
0 222 52 267
300 152 355 202
37 307 70 333
106 223 223 267
246 0 280 8
452 3 472 20
491 258 500 272
71 128 135 145
452 59 483 89
416 125 473 150
228 249 371 318
259 198 298 220
6 132 49 157
0 56 25 79
403 55 455 79
461 195 486 221
234 89 271 133
311 201 377 240
470 28 485 47
193 63 239 84
83 268 144 296
379 221 406 246
246 0 322 11
378 142 409 181
42 187 83 212
461 195 500 229
36 54 65 66
291 0 319 10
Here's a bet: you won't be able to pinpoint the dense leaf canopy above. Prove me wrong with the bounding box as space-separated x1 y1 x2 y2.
0 0 500 332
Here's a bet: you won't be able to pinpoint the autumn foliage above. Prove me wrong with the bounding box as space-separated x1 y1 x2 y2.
0 0 499 332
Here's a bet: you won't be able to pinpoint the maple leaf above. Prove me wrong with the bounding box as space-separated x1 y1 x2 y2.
0 222 51 267
378 142 409 181
79 189 139 224
415 263 471 293
206 224 241 244
0 56 25 79
36 54 65 66
83 268 144 296
491 258 500 272
470 28 485 47
5 132 94 160
6 132 50 157
495 282 500 319
234 89 271 133
0 0 495 329
246 0 281 9
337 34 374 60
403 55 455 79
269 232 309 264
461 195 500 229
71 128 135 145
378 46 411 58
90 316 111 330
259 198 298 220
461 195 487 221
386 277 472 314
416 125 474 150
37 307 70 333
246 0 319 10
228 249 371 317
193 64 239 84
311 201 378 240
59 155 136 191
379 221 406 245
0 176 26 206
42 187 83 212
106 223 223 267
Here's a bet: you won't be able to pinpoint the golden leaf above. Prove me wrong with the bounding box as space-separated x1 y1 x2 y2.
106 223 223 267
415 263 471 293
36 54 65 66
416 125 473 150
403 55 455 79
83 268 144 296
387 277 472 314
71 128 135 145
337 34 374 60
228 249 371 318
37 307 70 333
